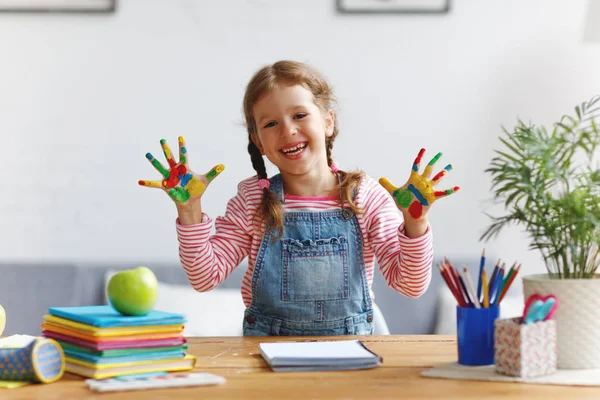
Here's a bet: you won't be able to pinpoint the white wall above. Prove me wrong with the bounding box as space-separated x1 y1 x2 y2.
1 0 597 287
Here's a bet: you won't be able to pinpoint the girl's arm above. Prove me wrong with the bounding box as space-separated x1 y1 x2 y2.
175 179 256 292
361 178 434 298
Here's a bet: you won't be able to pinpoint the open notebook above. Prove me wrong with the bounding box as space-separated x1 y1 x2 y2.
259 340 382 372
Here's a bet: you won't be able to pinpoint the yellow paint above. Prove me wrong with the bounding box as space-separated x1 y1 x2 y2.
422 165 433 179
162 143 173 160
411 177 435 203
140 180 162 188
186 177 206 196
378 177 397 194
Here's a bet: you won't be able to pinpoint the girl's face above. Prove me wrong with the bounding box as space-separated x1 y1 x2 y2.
251 84 334 179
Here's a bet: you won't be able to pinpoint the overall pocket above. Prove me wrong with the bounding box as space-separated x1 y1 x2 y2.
281 236 349 302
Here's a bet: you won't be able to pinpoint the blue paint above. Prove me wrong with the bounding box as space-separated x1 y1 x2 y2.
180 173 193 187
145 153 153 160
408 184 429 206
412 164 419 172
181 146 187 154
444 164 453 171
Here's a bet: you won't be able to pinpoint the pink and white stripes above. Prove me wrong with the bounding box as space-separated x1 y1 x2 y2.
176 175 434 307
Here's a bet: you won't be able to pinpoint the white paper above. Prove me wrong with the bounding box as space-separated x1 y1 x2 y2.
259 340 375 361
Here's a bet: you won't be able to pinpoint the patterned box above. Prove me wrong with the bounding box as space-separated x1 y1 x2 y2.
494 317 557 378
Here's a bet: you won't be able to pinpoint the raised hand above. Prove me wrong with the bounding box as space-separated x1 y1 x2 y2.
138 136 224 204
379 148 459 220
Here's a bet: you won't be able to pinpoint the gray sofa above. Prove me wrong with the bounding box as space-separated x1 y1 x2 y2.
0 258 459 336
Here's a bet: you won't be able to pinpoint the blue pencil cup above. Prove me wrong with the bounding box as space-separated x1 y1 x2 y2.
456 305 499 366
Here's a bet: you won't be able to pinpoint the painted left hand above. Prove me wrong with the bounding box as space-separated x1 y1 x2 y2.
379 148 459 220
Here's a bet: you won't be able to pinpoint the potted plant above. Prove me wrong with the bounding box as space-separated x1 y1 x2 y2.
481 95 600 369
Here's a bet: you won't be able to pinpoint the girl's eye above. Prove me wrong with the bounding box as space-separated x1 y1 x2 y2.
264 121 277 128
295 113 307 119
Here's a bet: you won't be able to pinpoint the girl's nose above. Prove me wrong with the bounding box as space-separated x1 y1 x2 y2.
281 121 297 137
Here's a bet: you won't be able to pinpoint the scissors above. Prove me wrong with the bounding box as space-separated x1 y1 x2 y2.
522 293 558 324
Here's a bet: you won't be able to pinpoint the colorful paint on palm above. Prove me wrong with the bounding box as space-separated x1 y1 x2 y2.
379 148 459 219
139 136 224 203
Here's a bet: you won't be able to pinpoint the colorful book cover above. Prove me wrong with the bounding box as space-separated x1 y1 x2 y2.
41 323 182 343
43 315 184 337
57 341 188 357
42 331 186 351
48 306 186 328
64 349 186 364
65 355 197 379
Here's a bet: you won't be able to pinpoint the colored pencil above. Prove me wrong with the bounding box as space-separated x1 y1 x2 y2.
488 259 501 294
438 264 463 306
493 265 505 306
482 269 489 308
498 263 520 304
477 249 485 301
462 267 481 309
454 268 472 307
489 262 504 302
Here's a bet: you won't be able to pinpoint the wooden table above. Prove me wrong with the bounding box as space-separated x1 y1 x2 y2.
9 335 600 399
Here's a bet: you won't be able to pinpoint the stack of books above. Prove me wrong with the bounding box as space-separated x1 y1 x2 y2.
41 305 196 379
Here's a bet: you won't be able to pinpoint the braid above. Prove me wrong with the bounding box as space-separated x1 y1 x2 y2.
247 135 284 239
248 135 267 179
327 116 364 212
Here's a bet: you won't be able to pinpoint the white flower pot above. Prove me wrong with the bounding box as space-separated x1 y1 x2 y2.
523 274 600 369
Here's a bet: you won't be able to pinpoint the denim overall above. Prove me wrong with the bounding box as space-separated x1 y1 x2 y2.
243 174 374 336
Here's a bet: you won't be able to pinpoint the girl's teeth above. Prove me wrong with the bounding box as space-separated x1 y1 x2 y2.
282 143 306 155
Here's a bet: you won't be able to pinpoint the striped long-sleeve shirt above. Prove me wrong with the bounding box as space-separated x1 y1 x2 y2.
176 175 434 307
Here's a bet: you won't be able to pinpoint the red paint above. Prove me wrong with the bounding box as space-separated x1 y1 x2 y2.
432 170 446 182
167 157 177 169
414 148 426 166
162 164 188 189
434 186 460 198
408 201 423 219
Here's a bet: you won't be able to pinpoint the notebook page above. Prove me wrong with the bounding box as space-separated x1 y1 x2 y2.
259 340 375 360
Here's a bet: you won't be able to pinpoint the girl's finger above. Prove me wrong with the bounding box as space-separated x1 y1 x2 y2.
205 164 225 183
410 148 426 179
434 186 460 199
138 179 164 189
431 164 453 186
145 153 169 179
178 136 188 166
160 139 177 169
422 152 442 179
378 177 398 194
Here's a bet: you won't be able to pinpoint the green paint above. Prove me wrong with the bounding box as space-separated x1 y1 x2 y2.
428 152 442 166
206 169 218 182
169 187 190 203
151 159 170 178
394 188 413 208
180 154 187 164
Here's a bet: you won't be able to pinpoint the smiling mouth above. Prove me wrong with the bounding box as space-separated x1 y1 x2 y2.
280 142 307 156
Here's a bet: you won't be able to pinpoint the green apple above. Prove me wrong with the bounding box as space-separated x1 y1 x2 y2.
0 305 5 336
107 266 158 316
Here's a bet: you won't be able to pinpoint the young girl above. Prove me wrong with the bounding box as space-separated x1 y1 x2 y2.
139 60 459 336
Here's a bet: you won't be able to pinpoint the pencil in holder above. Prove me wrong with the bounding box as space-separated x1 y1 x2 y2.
456 305 499 366
494 317 557 378
0 337 65 383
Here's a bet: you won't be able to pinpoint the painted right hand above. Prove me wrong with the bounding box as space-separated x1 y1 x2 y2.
138 136 224 205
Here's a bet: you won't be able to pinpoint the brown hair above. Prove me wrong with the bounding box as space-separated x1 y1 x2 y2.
243 60 364 239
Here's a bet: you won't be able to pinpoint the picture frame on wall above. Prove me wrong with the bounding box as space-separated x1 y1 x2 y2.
337 0 450 14
0 0 116 13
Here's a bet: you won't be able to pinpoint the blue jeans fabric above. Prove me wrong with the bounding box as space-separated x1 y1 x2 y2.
243 174 374 336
